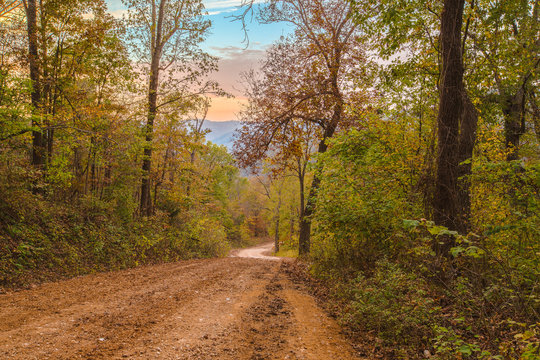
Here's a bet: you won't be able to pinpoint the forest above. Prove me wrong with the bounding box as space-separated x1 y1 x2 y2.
0 0 538 358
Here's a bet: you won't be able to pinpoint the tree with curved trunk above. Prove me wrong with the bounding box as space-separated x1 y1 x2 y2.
234 0 368 255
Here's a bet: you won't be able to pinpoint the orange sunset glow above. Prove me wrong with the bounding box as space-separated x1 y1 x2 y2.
207 95 248 122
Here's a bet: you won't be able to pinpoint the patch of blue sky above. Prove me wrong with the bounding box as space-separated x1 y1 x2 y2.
205 4 293 54
104 0 291 55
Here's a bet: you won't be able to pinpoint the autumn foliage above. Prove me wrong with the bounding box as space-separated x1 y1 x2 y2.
233 0 539 357
0 0 538 357
0 0 262 287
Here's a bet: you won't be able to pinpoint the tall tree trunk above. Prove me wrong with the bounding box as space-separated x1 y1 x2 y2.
433 0 466 255
186 150 195 197
154 146 170 210
298 174 320 256
298 107 340 256
433 0 478 254
140 0 166 217
274 186 282 253
297 160 305 239
25 0 44 167
503 89 526 161
140 59 159 216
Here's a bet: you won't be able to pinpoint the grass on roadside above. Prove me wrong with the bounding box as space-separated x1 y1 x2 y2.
275 247 298 258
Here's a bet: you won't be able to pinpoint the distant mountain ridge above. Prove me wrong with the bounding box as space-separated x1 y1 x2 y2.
201 120 241 149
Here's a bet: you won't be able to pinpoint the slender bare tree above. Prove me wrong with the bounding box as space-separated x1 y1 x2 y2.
123 0 219 216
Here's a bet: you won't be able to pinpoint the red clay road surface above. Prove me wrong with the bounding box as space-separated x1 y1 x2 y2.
0 244 363 359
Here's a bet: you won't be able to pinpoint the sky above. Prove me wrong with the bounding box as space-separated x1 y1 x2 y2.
105 0 292 121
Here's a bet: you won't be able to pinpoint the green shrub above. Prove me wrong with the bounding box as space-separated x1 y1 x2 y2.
311 128 422 274
339 259 438 354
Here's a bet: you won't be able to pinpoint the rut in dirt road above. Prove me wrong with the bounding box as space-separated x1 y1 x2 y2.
0 251 363 359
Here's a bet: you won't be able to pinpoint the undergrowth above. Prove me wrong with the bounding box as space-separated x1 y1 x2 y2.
309 130 540 359
0 186 248 289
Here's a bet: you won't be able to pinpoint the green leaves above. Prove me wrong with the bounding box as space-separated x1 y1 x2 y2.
427 225 457 237
402 219 419 229
449 245 485 258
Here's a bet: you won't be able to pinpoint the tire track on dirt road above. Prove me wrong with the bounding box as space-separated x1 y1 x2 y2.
0 245 364 360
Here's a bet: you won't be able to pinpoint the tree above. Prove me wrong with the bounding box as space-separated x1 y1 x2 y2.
0 3 31 144
234 0 368 255
431 0 479 256
123 0 218 216
252 173 283 252
468 0 539 161
22 0 44 167
185 98 210 197
236 59 318 246
354 0 481 240
19 0 131 182
359 0 538 234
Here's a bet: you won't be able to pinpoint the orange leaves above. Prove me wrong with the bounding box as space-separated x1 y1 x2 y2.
233 0 370 175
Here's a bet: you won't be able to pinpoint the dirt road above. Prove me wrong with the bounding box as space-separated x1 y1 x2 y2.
229 242 278 260
0 244 362 359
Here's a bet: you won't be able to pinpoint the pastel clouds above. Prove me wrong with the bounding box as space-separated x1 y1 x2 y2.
206 46 265 121
206 95 248 121
103 0 288 122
